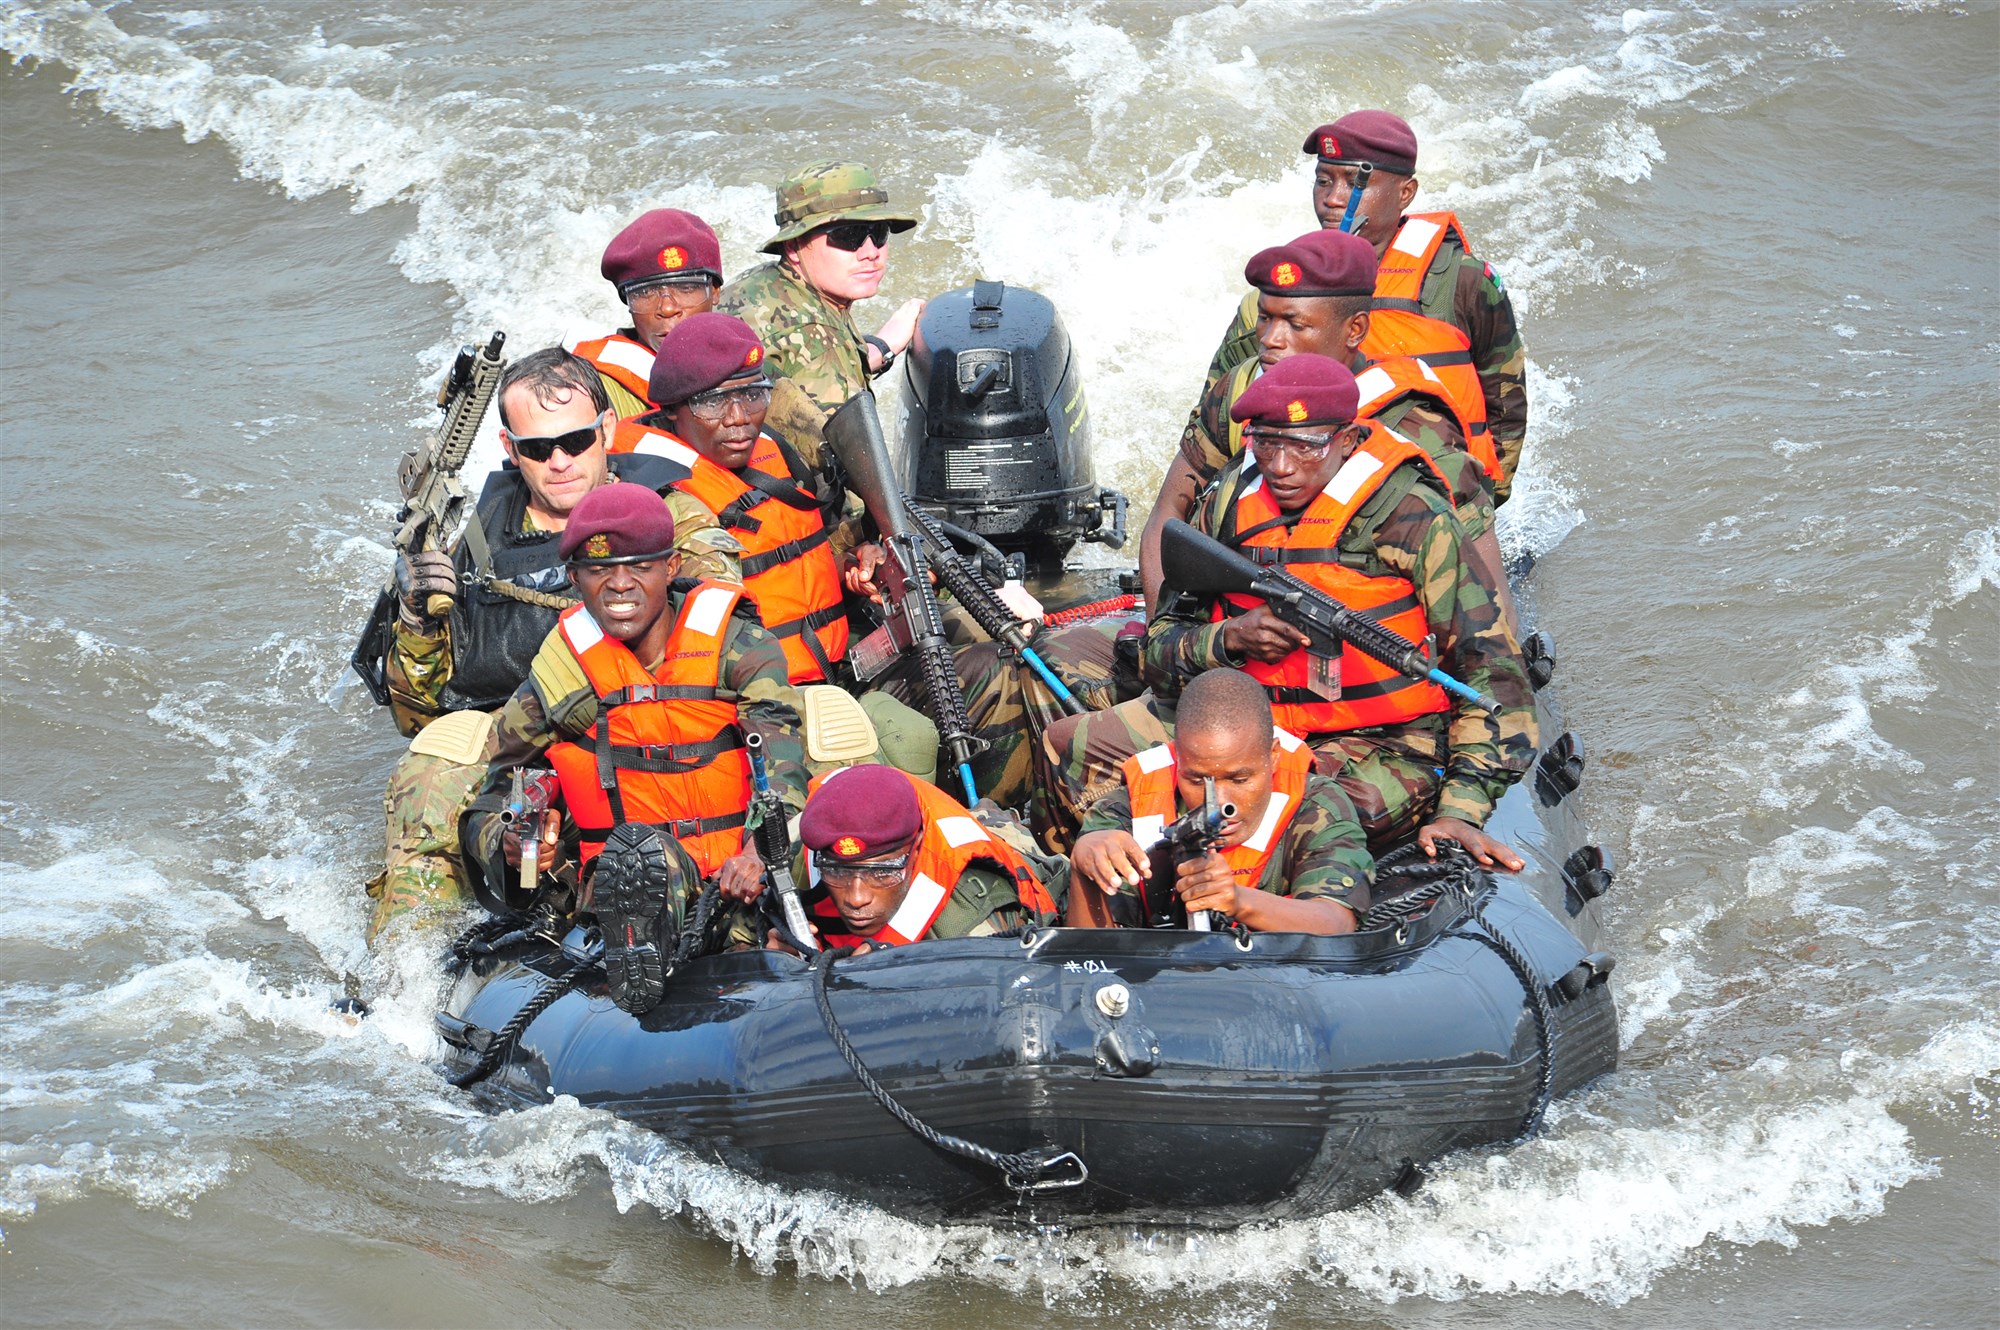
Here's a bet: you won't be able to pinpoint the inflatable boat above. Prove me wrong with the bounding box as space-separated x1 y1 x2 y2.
432 284 1620 1225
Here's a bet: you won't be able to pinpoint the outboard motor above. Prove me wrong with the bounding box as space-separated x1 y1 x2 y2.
898 280 1126 574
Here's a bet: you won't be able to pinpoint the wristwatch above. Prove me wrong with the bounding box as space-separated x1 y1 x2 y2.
864 335 897 374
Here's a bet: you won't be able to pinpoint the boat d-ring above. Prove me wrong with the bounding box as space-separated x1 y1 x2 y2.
1393 923 1411 946
1234 929 1255 952
1003 1148 1089 1192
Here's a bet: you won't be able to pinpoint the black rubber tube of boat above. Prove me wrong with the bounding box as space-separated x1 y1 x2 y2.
810 946 1084 1191
448 955 588 1089
1450 905 1559 1136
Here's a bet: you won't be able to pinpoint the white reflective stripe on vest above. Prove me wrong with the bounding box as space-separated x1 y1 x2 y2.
887 873 949 940
1132 813 1166 848
685 585 736 636
1134 744 1174 774
1391 216 1442 257
629 435 699 467
592 338 655 382
1326 448 1386 506
562 607 605 654
936 815 989 849
1240 791 1295 854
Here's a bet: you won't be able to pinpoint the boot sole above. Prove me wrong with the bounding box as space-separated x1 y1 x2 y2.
593 839 670 1015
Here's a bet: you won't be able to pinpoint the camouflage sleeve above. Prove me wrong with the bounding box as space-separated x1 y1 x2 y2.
1199 292 1259 400
1075 785 1142 895
1377 406 1495 543
599 374 651 421
716 614 811 815
1453 257 1527 500
1267 780 1374 907
1370 491 1536 825
1175 374 1236 487
385 618 451 731
1140 484 1240 695
661 490 743 583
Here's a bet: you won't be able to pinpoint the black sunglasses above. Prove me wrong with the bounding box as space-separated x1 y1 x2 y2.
821 221 892 252
506 420 601 463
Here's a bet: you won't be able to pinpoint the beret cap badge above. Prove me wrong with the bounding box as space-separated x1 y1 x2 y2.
657 245 687 270
1271 261 1301 288
1286 399 1309 423
584 534 612 558
833 835 866 858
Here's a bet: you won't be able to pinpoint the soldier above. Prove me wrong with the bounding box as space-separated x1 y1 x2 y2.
462 482 811 1014
1139 228 1518 634
1068 669 1373 934
369 349 738 942
1053 355 1535 868
573 209 725 419
1202 110 1528 500
778 764 1063 954
718 161 926 419
627 311 940 779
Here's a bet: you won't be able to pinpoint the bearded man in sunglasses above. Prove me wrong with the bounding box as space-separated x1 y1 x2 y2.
719 161 927 419
368 348 739 942
1047 355 1536 873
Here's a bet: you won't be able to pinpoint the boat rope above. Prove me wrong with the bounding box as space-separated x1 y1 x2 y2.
1448 897 1559 1137
1041 593 1139 627
809 947 1087 1193
443 910 546 974
446 950 591 1089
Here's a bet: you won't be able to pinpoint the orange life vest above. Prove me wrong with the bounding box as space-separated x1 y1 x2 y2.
544 587 753 877
617 422 847 684
571 333 656 409
1363 212 1493 463
804 768 1056 948
1353 354 1501 484
1121 729 1316 895
1210 422 1450 735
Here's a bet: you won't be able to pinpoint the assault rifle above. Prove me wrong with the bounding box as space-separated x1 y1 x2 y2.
745 732 817 953
1137 776 1234 932
1158 519 1502 715
500 768 559 898
901 503 1087 718
349 331 508 705
1337 161 1374 234
823 390 985 805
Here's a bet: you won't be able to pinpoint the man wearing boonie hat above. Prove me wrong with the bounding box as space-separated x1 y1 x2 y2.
1199 109 1529 505
718 161 928 418
366 348 742 946
622 312 944 783
573 208 728 419
460 481 811 1014
1135 226 1522 640
1049 354 1536 873
773 764 1063 954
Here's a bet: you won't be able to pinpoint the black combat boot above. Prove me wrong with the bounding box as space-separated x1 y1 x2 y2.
588 824 681 1015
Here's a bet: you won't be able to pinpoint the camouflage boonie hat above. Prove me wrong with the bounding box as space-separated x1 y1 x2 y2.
761 160 919 254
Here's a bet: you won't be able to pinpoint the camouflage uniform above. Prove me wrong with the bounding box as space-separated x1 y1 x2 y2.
1052 450 1536 849
457 585 811 933
1079 773 1376 912
717 261 871 420
1202 225 1528 500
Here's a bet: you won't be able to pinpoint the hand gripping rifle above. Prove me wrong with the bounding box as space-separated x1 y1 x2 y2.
823 390 986 805
349 331 508 703
901 504 1088 718
1138 776 1234 932
1158 519 1502 715
744 732 817 952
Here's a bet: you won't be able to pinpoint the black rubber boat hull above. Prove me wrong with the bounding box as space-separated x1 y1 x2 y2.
443 750 1618 1225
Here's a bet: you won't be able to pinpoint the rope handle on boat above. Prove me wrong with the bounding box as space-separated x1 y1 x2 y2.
810 947 1088 1193
445 932 600 1090
1446 897 1559 1137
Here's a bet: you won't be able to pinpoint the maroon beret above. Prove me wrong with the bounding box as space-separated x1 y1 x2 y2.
649 313 770 407
1230 355 1361 430
1301 110 1418 176
601 209 723 297
1244 228 1377 298
801 765 922 862
558 482 677 564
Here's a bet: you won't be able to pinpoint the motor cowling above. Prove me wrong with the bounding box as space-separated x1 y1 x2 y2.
898 280 1124 571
